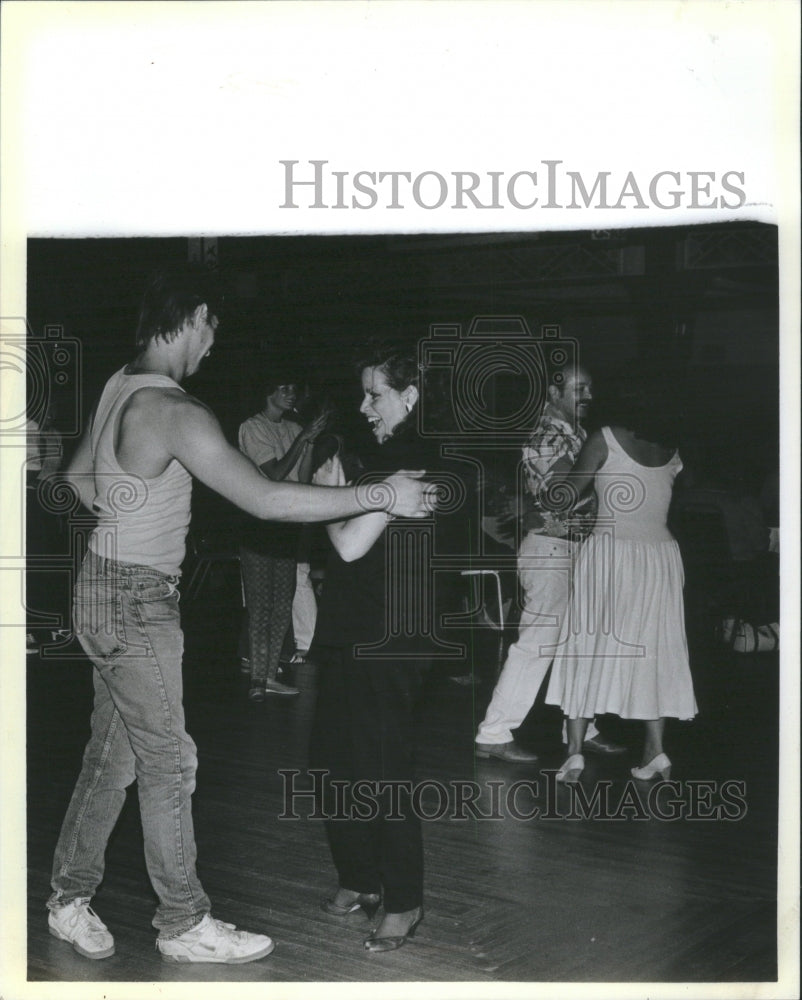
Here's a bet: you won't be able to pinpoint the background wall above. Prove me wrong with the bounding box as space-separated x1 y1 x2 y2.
26 222 779 520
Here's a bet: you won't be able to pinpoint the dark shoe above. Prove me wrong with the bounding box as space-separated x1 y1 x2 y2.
475 741 539 763
364 907 423 952
264 679 300 696
321 891 381 920
247 685 266 702
583 734 626 755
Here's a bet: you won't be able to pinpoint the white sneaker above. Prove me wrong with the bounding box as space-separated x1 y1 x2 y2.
48 899 115 959
157 914 275 964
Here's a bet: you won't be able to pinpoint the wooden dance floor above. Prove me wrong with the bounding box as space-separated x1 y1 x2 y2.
25 577 780 986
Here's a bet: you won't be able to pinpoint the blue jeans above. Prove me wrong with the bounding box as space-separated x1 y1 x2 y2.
47 549 210 938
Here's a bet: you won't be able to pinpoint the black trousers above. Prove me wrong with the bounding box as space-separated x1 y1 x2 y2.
310 645 425 913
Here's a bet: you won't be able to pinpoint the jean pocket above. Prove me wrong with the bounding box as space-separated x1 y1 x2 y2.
133 577 177 603
73 593 128 662
132 578 180 630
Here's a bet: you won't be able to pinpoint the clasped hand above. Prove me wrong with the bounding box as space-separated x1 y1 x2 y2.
313 457 437 518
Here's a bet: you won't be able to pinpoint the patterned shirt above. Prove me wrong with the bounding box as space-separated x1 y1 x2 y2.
520 403 596 538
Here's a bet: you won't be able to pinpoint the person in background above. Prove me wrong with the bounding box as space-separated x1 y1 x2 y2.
474 361 624 763
546 371 698 782
238 377 328 699
288 387 332 666
725 465 780 653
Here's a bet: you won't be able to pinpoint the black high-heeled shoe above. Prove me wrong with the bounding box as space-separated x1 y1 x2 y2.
321 891 381 920
364 906 423 952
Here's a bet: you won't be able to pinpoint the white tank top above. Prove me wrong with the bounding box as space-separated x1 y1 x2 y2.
88 368 192 576
592 426 682 544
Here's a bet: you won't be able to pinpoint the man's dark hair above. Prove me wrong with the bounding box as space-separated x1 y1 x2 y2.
135 267 223 350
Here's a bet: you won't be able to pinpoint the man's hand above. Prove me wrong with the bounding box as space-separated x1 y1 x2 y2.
382 470 438 518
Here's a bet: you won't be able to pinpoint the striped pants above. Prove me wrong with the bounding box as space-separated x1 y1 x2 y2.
239 547 297 685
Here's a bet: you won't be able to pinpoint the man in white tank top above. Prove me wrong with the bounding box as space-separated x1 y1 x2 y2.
475 363 625 763
46 268 434 965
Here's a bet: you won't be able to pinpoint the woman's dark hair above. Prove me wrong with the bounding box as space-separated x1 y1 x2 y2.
604 362 685 449
353 336 459 436
135 267 224 350
264 371 303 396
353 339 421 394
353 337 437 440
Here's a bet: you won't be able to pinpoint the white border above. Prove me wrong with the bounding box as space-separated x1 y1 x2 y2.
2 3 799 999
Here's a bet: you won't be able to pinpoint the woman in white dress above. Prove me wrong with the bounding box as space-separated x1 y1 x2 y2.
545 378 697 782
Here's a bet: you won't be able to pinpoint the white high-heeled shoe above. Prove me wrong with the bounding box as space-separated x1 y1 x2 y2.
555 753 585 783
631 753 672 780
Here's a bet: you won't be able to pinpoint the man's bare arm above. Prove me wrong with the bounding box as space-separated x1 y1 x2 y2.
168 397 432 521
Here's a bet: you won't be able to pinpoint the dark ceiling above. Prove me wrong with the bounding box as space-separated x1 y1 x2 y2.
26 222 779 480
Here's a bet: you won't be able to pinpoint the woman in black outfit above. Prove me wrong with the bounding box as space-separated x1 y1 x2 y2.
309 342 456 952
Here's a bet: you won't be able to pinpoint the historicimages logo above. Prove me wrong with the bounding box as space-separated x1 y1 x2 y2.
279 771 748 823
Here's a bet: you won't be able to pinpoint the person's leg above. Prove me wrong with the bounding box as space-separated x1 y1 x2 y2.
237 608 250 671
554 717 591 783
360 657 425 946
642 718 666 764
565 717 591 756
476 535 574 745
239 547 271 696
49 668 136 909
292 563 317 654
370 661 424 915
311 648 382 899
266 555 296 684
48 551 210 949
292 528 317 654
101 566 211 938
313 649 425 917
48 552 137 913
631 719 671 780
310 640 426 949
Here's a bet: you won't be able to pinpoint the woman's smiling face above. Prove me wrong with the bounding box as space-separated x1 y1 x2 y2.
359 366 415 444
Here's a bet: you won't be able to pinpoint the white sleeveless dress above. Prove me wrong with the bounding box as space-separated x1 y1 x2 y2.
546 426 698 721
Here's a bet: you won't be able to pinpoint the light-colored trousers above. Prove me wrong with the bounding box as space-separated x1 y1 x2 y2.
292 527 317 652
476 532 598 745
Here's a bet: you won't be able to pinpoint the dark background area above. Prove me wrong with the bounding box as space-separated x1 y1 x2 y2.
27 222 779 523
